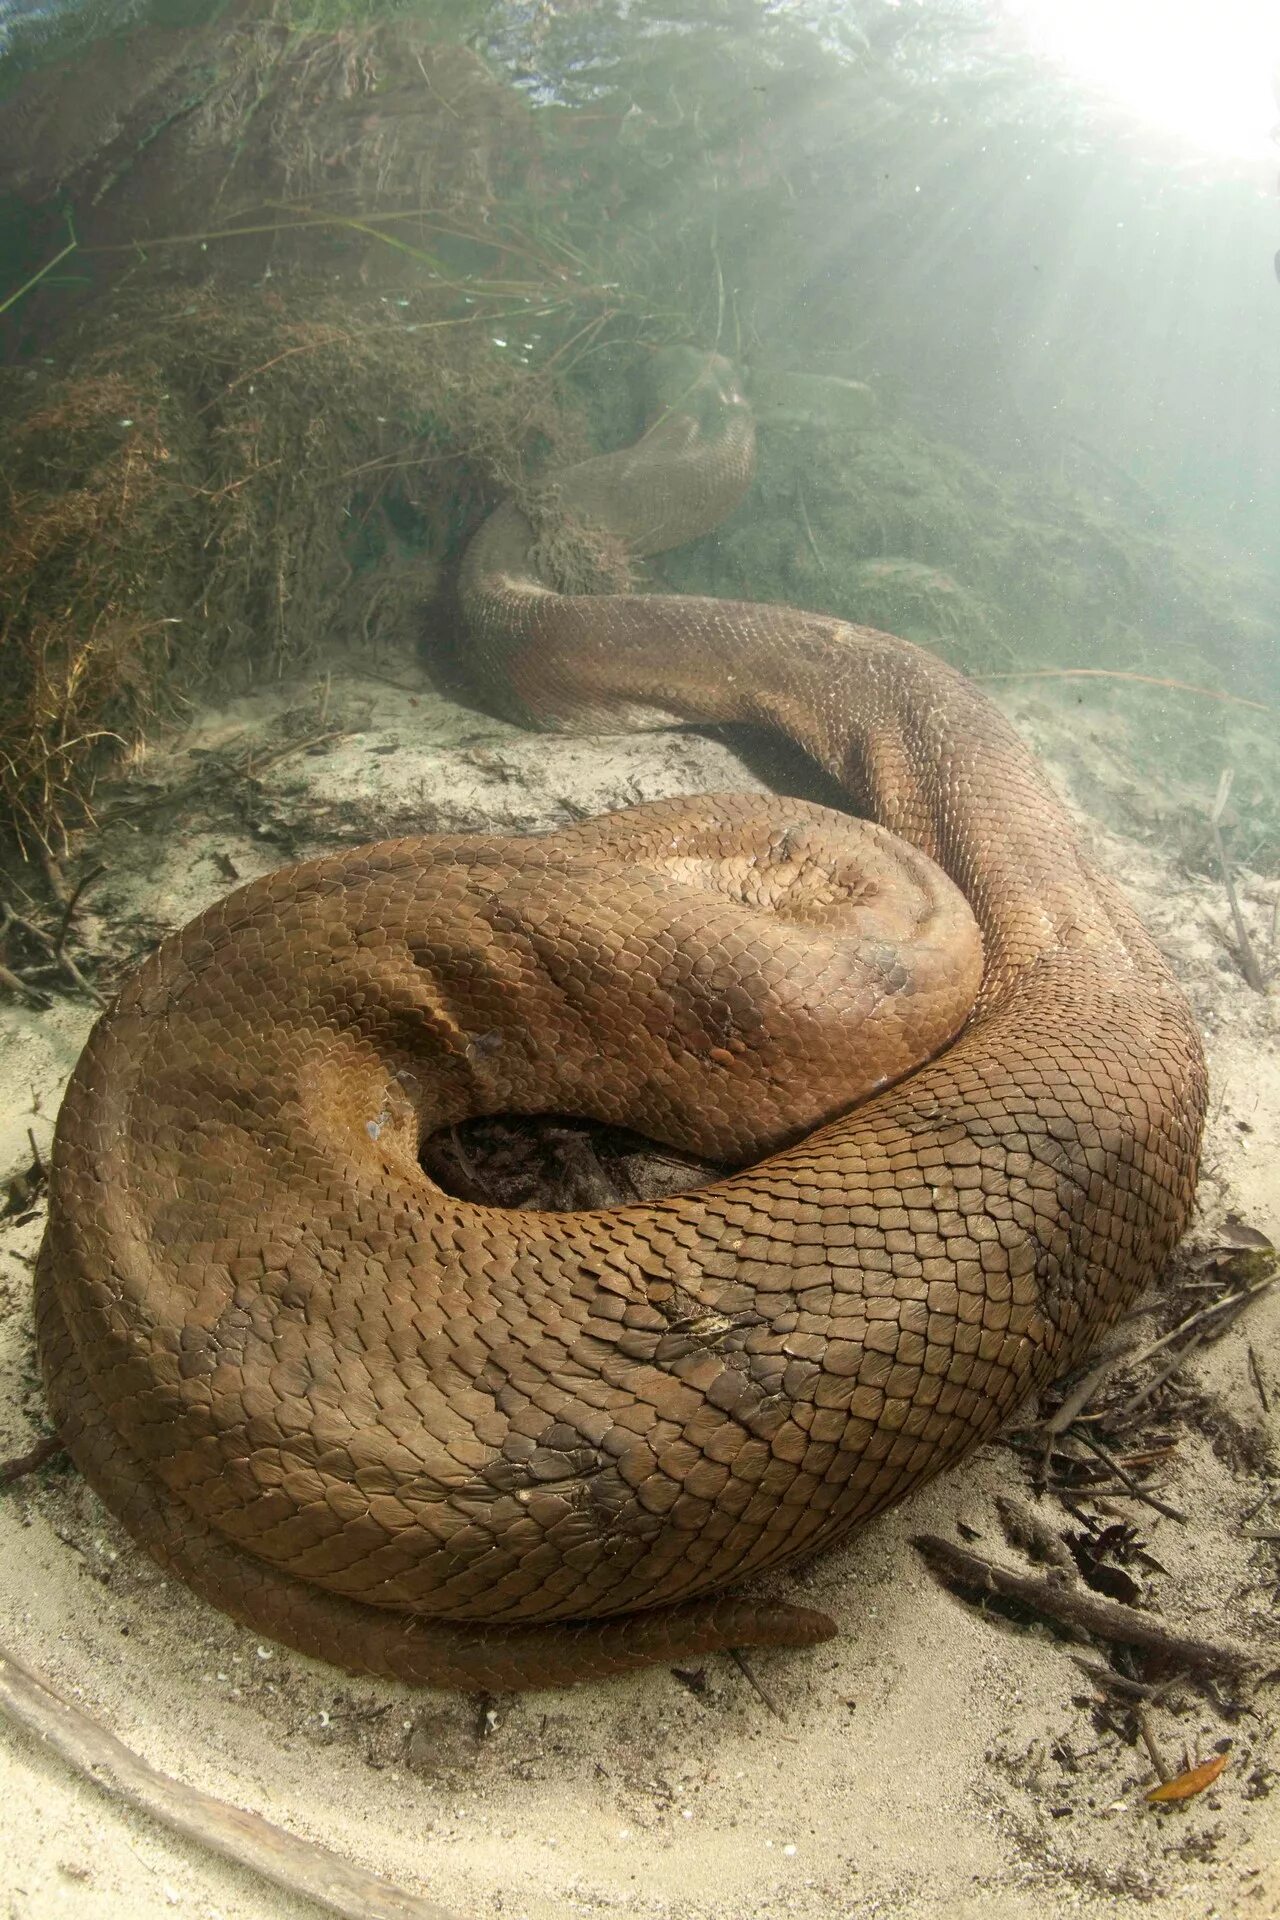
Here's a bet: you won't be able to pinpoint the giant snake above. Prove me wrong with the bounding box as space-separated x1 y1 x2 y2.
35 353 1206 1689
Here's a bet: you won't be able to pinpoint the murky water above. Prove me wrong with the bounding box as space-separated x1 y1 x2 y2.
1 6 1277 1920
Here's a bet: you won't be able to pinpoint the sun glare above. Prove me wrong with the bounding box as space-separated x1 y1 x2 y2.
1004 0 1278 161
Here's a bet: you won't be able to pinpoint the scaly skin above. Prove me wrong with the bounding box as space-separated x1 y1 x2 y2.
35 355 1205 1689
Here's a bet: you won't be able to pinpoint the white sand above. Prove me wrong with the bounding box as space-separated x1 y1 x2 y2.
1 660 1276 1920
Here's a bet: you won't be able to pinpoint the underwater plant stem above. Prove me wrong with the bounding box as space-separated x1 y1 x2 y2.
55 863 105 955
85 206 584 303
0 212 78 318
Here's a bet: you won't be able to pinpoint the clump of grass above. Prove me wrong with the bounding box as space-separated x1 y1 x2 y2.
0 281 592 858
0 1 693 860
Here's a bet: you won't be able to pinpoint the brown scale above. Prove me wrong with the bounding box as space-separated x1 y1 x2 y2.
36 352 1206 1689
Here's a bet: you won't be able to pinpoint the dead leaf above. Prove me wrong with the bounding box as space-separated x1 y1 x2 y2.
1220 1217 1274 1254
1146 1751 1229 1804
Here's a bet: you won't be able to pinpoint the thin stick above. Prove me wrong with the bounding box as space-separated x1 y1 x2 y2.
0 212 78 318
710 229 725 352
1208 770 1265 992
1136 1705 1174 1783
1109 1286 1275 1426
913 1534 1258 1677
55 864 105 956
1070 1656 1188 1703
0 902 106 1008
974 668 1272 715
1247 1345 1270 1414
728 1647 786 1721
0 962 47 1006
240 731 350 779
1042 1347 1134 1434
446 1125 482 1193
0 1648 457 1920
56 947 105 1006
1070 1430 1186 1523
796 482 828 577
1089 1272 1275 1392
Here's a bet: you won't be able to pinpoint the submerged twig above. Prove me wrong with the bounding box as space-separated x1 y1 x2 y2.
1101 1272 1277 1425
1070 1430 1186 1523
1247 1344 1270 1413
913 1534 1258 1677
1136 1705 1174 1783
55 864 105 955
1208 769 1266 993
0 211 78 318
0 1648 457 1920
1070 1656 1188 1703
795 481 828 577
0 900 106 1008
0 962 47 1007
1042 1349 1133 1436
1134 1270 1274 1365
728 1646 786 1720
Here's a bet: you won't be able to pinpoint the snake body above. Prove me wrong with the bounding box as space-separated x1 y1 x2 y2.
36 357 1206 1690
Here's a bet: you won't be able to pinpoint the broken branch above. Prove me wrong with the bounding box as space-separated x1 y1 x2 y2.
913 1534 1259 1678
0 1648 457 1920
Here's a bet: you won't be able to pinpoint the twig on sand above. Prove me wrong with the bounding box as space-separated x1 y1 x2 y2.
1247 1345 1270 1413
1069 1656 1188 1704
1070 1430 1186 1524
0 899 106 1007
55 863 106 955
1041 1349 1132 1438
913 1534 1258 1678
1125 1269 1274 1372
1209 769 1266 992
1105 1272 1276 1425
729 1647 787 1720
1047 1268 1277 1441
242 729 350 780
0 1647 458 1920
0 962 48 1007
1136 1705 1174 1783
795 482 828 577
